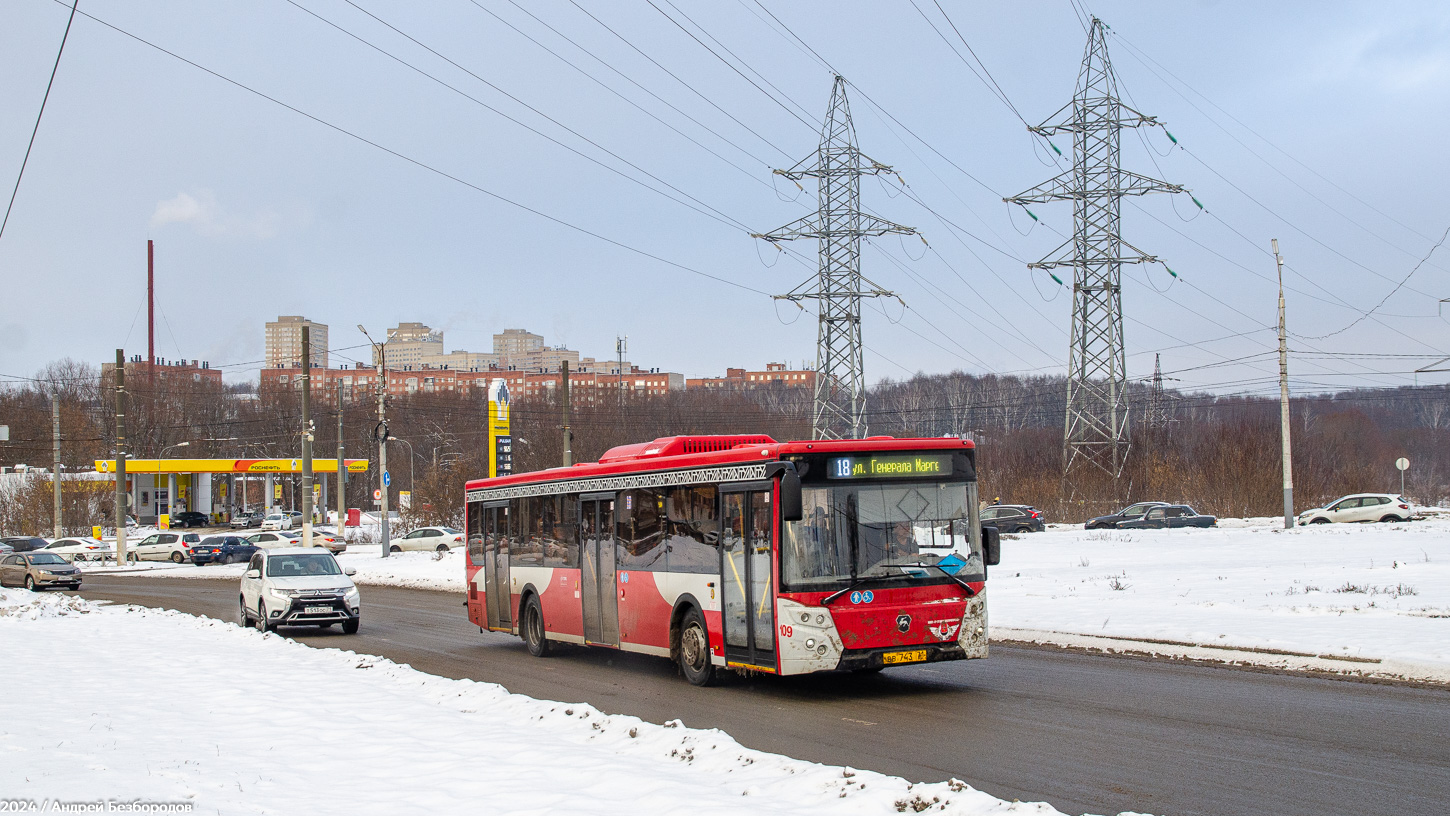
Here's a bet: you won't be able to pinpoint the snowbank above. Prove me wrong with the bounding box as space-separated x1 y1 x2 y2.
80 547 466 592
0 588 1124 816
990 517 1450 682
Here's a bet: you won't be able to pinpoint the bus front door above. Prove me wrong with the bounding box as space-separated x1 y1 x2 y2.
580 497 619 647
721 489 775 671
484 505 511 630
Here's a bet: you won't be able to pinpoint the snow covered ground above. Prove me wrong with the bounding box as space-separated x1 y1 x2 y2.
990 516 1450 683
80 516 1450 683
0 588 1113 816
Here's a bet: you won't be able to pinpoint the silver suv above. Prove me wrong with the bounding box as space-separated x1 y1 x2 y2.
239 548 360 633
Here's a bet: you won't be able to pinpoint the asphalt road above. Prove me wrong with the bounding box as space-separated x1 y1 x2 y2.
76 574 1450 816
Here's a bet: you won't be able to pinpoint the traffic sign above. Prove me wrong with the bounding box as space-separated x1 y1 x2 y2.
373 488 382 501
383 471 391 487
1395 457 1410 471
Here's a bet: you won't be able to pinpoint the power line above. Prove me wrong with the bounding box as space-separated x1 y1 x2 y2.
0 0 78 244
63 2 771 298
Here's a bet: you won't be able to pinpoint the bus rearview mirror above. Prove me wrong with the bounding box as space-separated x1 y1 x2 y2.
779 470 803 522
981 526 1000 566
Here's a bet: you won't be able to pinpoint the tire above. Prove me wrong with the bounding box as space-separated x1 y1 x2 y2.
25 575 39 592
342 617 359 634
222 554 235 565
1310 517 1330 525
676 606 715 686
436 544 450 553
522 595 551 657
256 601 273 633
389 545 402 554
127 552 139 563
170 551 184 564
240 595 253 627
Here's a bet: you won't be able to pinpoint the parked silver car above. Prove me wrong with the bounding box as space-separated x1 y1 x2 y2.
0 551 82 591
1298 494 1412 525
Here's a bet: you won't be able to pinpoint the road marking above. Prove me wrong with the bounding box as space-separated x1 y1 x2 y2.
841 717 876 726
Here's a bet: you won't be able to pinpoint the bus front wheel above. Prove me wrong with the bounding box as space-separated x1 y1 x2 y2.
677 607 716 687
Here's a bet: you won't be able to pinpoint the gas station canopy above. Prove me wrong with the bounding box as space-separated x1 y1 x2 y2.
94 459 369 475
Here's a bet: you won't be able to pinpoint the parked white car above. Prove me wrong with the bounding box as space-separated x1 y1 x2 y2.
390 526 464 553
1298 493 1413 525
239 547 359 633
42 537 113 562
246 531 300 548
260 513 296 531
128 532 201 563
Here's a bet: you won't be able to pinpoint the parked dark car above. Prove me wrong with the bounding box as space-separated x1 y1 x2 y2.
0 536 51 553
1117 504 1218 530
191 535 260 566
172 511 209 528
1084 501 1170 530
980 505 1045 533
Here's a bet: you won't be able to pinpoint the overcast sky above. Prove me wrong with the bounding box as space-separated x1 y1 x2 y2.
2 1 1448 397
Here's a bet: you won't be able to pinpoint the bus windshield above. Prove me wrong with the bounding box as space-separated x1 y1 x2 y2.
781 481 982 592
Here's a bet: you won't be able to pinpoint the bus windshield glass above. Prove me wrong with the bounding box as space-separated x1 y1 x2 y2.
781 481 982 592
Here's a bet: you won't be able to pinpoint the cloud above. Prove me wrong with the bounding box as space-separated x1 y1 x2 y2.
149 190 290 239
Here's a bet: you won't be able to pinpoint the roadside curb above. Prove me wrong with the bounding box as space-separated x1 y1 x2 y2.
994 627 1450 689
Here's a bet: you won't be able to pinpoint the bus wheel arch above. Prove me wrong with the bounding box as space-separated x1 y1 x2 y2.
671 597 716 687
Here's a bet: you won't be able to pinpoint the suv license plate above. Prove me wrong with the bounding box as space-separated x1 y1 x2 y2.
304 606 333 614
882 649 928 665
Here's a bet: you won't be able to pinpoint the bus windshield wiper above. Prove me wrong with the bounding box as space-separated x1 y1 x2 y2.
821 573 911 605
899 562 976 596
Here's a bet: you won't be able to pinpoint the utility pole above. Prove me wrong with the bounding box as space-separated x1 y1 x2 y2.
300 325 314 548
756 76 915 440
1275 239 1294 530
147 241 155 372
336 407 346 540
114 349 127 565
52 394 61 538
561 359 573 467
1007 17 1186 479
359 325 391 557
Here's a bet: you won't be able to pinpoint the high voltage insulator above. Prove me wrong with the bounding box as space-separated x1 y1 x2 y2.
754 76 916 440
1005 18 1187 479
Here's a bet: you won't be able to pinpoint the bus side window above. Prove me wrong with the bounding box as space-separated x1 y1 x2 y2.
664 485 719 574
544 495 579 569
618 488 666 571
510 497 543 567
466 500 486 565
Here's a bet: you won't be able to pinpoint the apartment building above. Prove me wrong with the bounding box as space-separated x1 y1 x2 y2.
264 316 328 369
686 362 816 391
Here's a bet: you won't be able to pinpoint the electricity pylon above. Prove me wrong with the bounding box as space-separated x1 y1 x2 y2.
1006 17 1184 478
1144 353 1177 428
755 76 915 440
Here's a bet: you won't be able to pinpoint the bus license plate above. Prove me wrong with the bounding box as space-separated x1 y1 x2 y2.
882 649 927 665
304 606 333 614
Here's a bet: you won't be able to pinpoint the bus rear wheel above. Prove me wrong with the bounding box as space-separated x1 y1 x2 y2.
523 595 550 657
677 607 715 687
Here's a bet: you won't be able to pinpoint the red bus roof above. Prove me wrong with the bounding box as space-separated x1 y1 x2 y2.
464 435 973 491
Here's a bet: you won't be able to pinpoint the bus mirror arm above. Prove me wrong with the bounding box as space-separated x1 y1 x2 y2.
765 462 803 522
981 526 1000 567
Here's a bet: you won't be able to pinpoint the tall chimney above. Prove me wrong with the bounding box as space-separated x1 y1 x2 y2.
147 240 155 367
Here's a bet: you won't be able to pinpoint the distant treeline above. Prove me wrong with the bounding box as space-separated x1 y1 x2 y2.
0 360 1443 534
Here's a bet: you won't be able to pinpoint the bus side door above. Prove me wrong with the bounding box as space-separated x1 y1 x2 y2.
720 488 775 672
580 496 619 647
484 504 511 631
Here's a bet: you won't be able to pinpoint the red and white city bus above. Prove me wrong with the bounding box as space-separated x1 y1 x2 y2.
463 435 1000 685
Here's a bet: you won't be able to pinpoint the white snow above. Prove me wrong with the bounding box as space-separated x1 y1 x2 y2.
0 588 1125 816
79 517 1450 683
989 517 1450 683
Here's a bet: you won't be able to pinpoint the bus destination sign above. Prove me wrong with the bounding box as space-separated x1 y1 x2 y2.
827 454 953 480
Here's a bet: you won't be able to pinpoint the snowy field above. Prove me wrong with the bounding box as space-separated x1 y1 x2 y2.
0 588 1117 816
80 516 1450 683
989 516 1450 683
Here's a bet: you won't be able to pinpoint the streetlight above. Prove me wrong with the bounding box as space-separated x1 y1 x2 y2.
159 441 190 521
387 435 415 504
